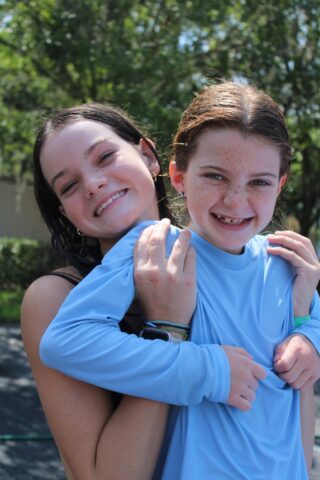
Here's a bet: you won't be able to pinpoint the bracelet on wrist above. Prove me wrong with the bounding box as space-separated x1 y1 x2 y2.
140 327 187 343
154 325 189 341
294 315 310 328
141 319 190 342
146 320 190 331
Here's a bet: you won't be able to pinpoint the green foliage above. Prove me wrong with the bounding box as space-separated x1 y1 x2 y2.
0 289 24 323
0 237 59 290
0 0 319 235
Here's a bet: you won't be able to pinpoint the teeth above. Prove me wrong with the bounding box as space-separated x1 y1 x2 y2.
215 214 246 225
95 190 127 216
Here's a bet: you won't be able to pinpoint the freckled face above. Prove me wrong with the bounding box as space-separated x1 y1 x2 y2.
170 128 287 254
40 119 160 252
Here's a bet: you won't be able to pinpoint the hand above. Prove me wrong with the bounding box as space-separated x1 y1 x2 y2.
267 230 320 316
274 334 320 390
222 346 266 411
134 218 196 325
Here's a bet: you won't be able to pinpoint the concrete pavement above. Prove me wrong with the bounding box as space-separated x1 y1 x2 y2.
1 325 320 479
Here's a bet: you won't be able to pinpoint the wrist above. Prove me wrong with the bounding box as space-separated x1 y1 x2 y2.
140 327 186 343
141 320 190 342
294 315 310 328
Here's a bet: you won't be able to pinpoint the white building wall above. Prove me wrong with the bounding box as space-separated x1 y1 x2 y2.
0 180 50 242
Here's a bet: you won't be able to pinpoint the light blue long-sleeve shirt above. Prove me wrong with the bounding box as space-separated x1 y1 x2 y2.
40 222 320 479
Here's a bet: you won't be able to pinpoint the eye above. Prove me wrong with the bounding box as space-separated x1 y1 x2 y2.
98 151 115 165
60 181 77 196
250 179 271 186
203 173 225 181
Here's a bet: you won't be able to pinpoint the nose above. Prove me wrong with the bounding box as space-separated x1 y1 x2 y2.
223 185 248 209
82 173 107 198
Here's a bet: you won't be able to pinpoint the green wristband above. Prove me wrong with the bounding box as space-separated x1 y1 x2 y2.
294 315 310 328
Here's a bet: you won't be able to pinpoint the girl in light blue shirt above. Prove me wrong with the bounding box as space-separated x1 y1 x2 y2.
39 83 320 478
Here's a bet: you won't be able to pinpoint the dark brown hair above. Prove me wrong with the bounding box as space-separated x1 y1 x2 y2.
172 81 292 177
33 103 173 276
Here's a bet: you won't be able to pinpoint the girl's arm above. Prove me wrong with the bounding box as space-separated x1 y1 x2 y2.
40 222 264 409
21 272 169 480
39 223 228 405
268 230 320 473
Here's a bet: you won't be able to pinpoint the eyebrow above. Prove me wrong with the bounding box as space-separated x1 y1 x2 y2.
51 169 68 189
198 165 278 178
85 137 112 155
50 137 113 189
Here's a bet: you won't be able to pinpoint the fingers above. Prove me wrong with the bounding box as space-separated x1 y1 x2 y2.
273 340 288 363
146 218 171 264
267 231 319 265
167 229 194 274
134 219 171 269
231 396 252 411
276 361 301 384
273 346 297 373
231 347 253 359
134 221 197 323
252 363 267 381
134 224 154 268
223 345 265 411
230 385 257 411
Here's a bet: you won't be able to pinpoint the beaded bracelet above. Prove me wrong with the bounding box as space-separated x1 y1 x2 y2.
294 315 310 328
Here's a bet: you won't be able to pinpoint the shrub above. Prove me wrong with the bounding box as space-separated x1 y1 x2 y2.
0 237 60 290
0 290 24 323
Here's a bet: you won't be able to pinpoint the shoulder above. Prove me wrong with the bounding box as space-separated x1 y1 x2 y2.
248 234 268 253
249 234 295 279
21 267 82 336
102 221 176 265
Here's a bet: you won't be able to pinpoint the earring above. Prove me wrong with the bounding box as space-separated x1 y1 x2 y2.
178 192 186 198
77 228 85 237
152 173 158 183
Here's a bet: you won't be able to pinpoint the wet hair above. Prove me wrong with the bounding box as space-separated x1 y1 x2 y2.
33 103 174 276
171 81 292 177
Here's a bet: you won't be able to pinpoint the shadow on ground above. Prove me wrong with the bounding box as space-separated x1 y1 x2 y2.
1 325 320 479
0 326 65 480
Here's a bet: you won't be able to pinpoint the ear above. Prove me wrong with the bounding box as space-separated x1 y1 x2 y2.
59 204 67 218
169 161 185 193
138 138 160 176
277 174 288 195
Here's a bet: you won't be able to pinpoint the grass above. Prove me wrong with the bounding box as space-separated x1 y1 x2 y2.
0 289 24 324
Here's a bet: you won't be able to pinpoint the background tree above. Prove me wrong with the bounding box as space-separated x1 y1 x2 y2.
0 0 319 237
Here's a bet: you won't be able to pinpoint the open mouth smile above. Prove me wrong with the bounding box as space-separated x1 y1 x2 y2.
212 213 252 225
95 189 128 216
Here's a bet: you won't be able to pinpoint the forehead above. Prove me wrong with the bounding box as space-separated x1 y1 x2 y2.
40 120 120 176
191 127 281 172
44 119 118 152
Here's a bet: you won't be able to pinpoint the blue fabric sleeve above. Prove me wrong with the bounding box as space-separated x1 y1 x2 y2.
292 292 320 353
40 223 230 405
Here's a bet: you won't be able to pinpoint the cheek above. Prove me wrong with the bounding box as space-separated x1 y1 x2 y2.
255 194 278 222
60 199 83 223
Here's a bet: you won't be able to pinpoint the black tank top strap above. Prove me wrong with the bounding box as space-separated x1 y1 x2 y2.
45 271 82 286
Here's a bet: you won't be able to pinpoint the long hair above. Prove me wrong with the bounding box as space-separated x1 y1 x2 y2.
33 103 173 276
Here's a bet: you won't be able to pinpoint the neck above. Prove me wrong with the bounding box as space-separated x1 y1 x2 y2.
99 216 160 255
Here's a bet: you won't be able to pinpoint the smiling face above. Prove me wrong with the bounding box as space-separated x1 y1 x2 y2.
40 119 160 252
170 128 287 254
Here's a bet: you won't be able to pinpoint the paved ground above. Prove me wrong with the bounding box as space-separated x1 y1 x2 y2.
0 326 65 480
1 325 320 479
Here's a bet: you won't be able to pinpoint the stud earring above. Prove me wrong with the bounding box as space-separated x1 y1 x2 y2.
178 191 186 198
76 228 85 237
